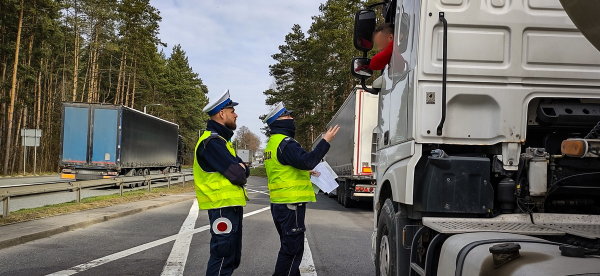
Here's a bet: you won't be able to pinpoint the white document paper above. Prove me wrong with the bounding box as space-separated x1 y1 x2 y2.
310 162 339 193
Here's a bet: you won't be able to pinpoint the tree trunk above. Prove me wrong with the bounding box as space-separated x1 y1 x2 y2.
120 55 128 105
90 27 100 102
72 7 80 102
0 12 5 154
61 36 67 101
80 49 91 102
11 107 23 175
4 0 24 174
36 58 43 129
114 49 125 104
0 53 6 154
130 58 137 108
124 70 131 107
96 67 102 102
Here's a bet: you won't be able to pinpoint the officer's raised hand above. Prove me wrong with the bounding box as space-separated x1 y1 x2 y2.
323 124 340 142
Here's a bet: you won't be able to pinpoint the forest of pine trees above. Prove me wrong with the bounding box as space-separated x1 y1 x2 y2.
0 0 209 175
263 0 381 149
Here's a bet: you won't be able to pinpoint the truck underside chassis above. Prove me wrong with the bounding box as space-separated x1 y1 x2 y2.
374 99 600 275
336 177 375 208
61 166 179 188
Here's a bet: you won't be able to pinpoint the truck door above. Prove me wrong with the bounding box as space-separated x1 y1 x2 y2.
62 106 90 163
91 107 118 165
388 0 417 145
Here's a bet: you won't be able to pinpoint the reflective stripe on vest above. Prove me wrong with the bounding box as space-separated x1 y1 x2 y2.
194 131 248 210
264 134 316 204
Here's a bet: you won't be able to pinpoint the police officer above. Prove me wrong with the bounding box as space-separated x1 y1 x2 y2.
195 90 249 276
262 102 340 276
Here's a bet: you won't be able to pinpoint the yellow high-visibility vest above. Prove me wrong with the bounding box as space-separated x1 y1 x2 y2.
264 134 316 204
194 131 248 210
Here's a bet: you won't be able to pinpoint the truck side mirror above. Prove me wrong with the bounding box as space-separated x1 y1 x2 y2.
351 57 373 79
353 9 377 52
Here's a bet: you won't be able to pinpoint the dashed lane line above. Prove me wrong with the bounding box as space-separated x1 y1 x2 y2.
300 237 317 276
160 200 199 276
246 188 270 195
46 206 271 276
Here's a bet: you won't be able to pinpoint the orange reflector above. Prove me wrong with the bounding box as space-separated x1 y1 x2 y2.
561 140 586 157
61 173 75 179
362 167 372 173
355 187 360 192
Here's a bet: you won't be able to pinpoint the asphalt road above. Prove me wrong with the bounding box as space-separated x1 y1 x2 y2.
0 175 66 187
0 170 193 213
0 176 375 276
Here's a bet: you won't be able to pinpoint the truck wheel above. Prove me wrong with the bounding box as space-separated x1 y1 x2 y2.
136 169 145 186
337 186 342 204
344 182 355 208
141 169 149 186
344 196 355 208
376 199 397 276
341 182 347 207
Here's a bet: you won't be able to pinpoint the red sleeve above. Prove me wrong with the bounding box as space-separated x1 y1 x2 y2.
370 40 394 70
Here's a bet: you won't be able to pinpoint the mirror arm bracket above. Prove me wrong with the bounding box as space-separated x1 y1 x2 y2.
367 1 390 9
361 78 380 95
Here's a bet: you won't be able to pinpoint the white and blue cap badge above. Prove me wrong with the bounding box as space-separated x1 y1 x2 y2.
263 102 293 125
203 89 239 116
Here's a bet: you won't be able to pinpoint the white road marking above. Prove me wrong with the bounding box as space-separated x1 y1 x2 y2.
160 200 199 276
300 237 317 276
46 206 271 276
246 188 270 195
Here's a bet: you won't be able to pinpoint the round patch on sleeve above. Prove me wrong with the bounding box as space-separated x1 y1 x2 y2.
212 217 232 234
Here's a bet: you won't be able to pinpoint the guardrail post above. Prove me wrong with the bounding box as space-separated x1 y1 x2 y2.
2 197 9 217
147 176 151 192
118 178 124 196
76 187 81 203
168 174 171 189
183 174 186 188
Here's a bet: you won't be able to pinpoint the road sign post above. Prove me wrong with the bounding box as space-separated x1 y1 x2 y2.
21 129 42 175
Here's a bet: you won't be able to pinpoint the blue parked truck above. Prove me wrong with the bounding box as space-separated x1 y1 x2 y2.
60 103 182 183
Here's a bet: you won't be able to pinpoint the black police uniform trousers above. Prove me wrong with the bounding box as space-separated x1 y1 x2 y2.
206 206 243 276
271 202 307 276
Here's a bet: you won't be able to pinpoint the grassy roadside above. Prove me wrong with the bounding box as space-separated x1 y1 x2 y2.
0 181 196 226
250 166 267 178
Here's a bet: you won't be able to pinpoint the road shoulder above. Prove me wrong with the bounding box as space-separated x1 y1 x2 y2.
0 192 196 250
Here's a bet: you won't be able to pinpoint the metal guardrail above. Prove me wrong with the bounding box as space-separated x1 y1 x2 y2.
0 172 193 217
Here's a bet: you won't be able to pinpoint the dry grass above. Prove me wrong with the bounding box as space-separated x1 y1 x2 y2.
0 181 196 226
250 166 267 178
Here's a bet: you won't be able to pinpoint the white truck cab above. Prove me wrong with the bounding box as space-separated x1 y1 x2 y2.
350 0 600 275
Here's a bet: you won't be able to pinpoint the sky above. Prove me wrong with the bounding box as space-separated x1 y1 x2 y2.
150 0 325 147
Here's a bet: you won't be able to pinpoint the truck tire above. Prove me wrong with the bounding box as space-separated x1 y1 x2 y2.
344 181 355 208
337 186 342 204
341 182 348 207
375 199 412 276
375 198 397 276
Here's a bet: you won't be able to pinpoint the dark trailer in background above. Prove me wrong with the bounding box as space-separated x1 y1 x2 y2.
60 102 181 181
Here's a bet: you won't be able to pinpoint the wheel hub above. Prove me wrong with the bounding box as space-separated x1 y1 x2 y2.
380 234 390 276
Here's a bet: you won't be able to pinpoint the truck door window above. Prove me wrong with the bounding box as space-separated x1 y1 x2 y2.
387 0 417 145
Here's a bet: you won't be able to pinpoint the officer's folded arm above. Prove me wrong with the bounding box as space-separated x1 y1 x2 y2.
199 139 248 186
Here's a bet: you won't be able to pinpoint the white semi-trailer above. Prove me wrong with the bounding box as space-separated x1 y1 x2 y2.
316 86 379 207
349 0 600 275
236 149 253 166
